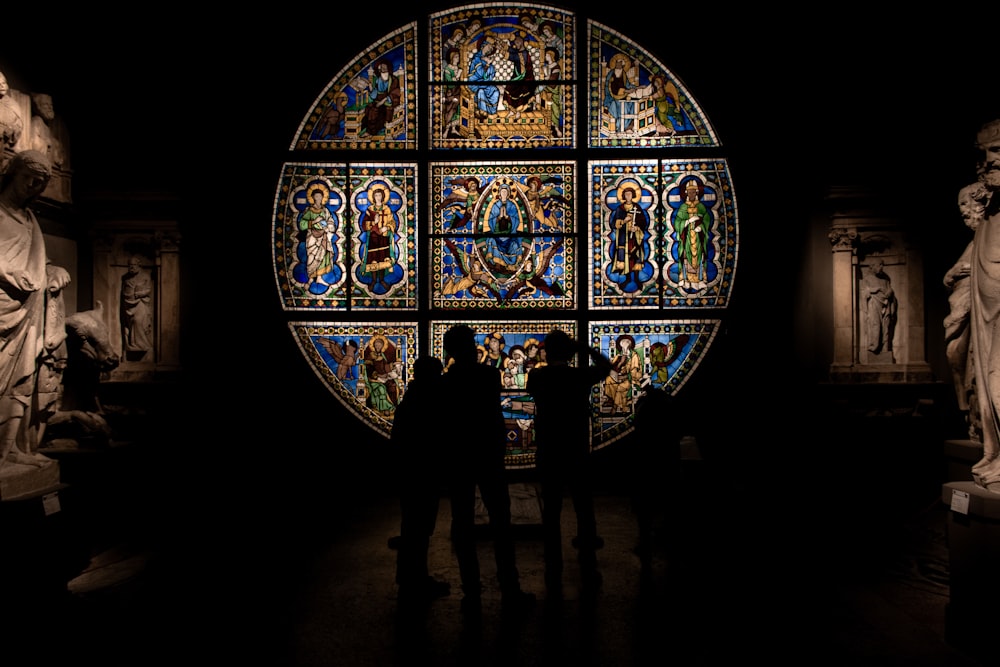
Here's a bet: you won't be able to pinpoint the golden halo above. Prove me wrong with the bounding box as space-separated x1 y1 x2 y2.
367 182 390 203
307 182 330 205
616 181 640 203
609 53 630 71
369 333 389 351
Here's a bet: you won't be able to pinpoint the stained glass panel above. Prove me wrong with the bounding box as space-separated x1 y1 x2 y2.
587 21 718 148
588 319 722 448
291 22 417 151
430 161 575 310
428 4 575 149
289 322 419 438
430 319 576 468
588 158 737 309
273 162 418 311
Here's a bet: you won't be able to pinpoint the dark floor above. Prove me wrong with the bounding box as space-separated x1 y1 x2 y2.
1 439 990 667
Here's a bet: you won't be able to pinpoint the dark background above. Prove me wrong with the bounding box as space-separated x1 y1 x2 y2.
1 5 999 662
0 3 1000 490
0 3 1000 494
2 0 998 568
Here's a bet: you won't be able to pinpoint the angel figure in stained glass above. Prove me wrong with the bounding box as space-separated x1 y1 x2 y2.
442 239 499 300
439 176 482 230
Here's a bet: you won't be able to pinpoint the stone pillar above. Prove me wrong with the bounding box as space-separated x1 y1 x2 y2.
828 227 857 376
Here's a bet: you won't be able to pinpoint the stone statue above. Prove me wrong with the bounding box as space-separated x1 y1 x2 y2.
0 70 23 152
119 254 153 359
42 302 119 448
0 149 67 470
944 181 990 440
964 119 1000 491
861 258 897 356
29 93 65 170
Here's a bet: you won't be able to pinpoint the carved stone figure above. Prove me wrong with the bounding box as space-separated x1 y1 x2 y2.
0 150 66 470
861 258 897 356
965 119 1000 491
0 70 23 151
43 302 119 448
29 93 65 169
119 255 154 359
944 181 990 440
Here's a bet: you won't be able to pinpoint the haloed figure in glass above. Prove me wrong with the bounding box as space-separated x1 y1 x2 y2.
608 183 649 292
675 179 710 290
298 183 336 290
360 183 398 294
483 182 523 271
362 334 401 417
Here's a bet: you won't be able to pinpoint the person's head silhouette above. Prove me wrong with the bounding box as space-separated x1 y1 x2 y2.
444 324 479 364
542 329 575 364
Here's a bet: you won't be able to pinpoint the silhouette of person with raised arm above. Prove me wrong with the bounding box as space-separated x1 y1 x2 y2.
391 355 450 607
526 329 612 595
440 324 535 615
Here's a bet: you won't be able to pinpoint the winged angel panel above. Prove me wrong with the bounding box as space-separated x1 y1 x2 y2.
431 161 575 310
289 322 419 439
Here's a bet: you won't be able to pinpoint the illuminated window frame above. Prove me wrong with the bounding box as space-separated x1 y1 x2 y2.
272 4 737 469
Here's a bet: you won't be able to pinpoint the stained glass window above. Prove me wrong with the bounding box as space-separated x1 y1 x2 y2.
272 3 738 468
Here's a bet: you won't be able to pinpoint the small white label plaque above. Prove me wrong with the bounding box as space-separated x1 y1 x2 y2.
42 491 61 516
951 488 971 515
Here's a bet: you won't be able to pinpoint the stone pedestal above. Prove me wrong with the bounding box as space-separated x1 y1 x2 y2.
944 439 983 484
0 460 61 501
941 481 1000 663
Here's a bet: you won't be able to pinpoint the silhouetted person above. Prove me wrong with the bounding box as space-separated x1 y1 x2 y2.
526 329 612 594
631 386 682 571
440 324 535 614
391 355 450 606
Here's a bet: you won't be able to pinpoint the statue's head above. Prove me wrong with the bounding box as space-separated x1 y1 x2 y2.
0 149 51 201
976 119 1000 191
31 93 54 122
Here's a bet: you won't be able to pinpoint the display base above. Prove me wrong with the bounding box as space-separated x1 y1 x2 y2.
941 481 1000 662
0 459 62 501
944 439 983 484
